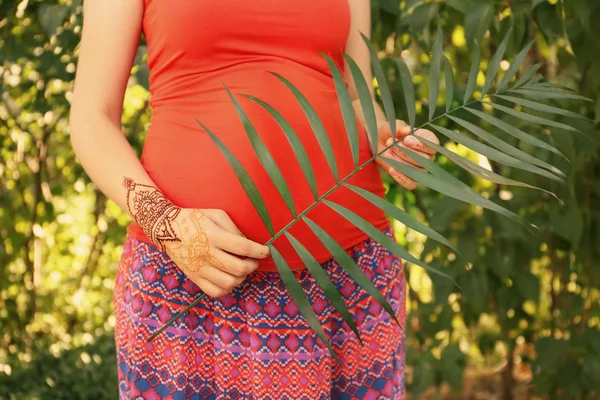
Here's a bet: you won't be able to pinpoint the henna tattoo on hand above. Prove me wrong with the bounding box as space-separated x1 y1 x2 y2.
123 177 181 252
168 209 224 272
123 177 226 272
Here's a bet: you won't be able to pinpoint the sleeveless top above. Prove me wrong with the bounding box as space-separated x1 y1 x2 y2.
126 0 391 271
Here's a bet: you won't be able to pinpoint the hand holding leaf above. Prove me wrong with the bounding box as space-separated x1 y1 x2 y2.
374 119 440 190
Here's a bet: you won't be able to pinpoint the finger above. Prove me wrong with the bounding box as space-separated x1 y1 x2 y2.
380 146 423 171
200 265 245 291
404 129 439 155
387 166 418 190
212 247 260 277
392 142 435 169
395 119 412 139
203 209 245 237
377 120 393 151
212 229 270 259
382 120 410 145
195 276 230 298
375 153 420 191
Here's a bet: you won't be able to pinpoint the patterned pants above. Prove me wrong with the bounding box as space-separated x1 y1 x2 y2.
113 224 406 399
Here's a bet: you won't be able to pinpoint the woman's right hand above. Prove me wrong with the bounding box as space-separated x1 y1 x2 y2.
163 208 270 298
122 177 267 298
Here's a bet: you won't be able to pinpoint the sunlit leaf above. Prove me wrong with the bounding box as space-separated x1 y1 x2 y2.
506 88 593 102
379 152 531 229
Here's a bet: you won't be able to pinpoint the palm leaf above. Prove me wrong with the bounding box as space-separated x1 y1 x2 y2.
361 33 396 137
494 94 590 121
484 101 581 133
513 63 543 88
148 26 589 362
414 136 562 203
505 88 593 102
379 151 533 230
344 183 462 256
303 216 402 328
464 39 481 104
443 55 454 113
194 118 274 236
428 123 561 186
464 107 569 163
447 115 565 181
268 243 340 363
395 58 416 128
225 85 297 216
429 17 443 119
344 53 379 154
241 94 320 200
322 52 361 168
323 199 456 283
481 28 512 96
285 231 364 345
270 71 339 182
496 40 535 92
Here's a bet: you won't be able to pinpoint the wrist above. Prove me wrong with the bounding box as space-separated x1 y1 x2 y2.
123 177 182 252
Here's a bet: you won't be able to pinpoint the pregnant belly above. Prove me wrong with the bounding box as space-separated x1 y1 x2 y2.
132 62 390 271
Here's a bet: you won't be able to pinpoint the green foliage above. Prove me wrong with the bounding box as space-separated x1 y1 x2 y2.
1 0 599 399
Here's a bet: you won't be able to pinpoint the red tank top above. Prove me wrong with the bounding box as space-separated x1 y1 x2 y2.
127 0 391 271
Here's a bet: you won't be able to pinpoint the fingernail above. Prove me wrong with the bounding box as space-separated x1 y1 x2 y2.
405 137 419 147
386 138 393 146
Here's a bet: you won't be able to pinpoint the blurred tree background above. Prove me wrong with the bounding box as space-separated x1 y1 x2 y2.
0 0 598 398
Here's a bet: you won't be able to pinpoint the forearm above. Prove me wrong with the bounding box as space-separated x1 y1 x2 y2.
351 96 388 130
69 111 178 249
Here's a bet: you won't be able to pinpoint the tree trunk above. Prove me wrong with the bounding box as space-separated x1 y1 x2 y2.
502 344 515 400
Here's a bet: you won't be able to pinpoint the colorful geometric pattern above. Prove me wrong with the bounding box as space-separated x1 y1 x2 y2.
113 224 406 399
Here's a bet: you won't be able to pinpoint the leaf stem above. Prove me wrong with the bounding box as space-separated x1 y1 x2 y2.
146 292 208 342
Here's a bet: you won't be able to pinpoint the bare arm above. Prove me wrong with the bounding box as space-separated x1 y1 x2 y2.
344 0 439 190
69 0 153 217
69 0 268 298
344 0 387 124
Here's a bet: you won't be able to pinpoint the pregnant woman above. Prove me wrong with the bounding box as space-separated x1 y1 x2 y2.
69 0 439 398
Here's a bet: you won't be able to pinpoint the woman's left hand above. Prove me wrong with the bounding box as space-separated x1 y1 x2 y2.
373 119 440 190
